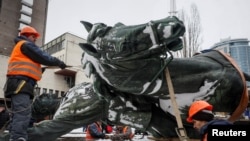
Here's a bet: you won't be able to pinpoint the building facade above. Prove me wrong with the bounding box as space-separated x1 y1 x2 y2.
0 0 48 56
211 38 250 86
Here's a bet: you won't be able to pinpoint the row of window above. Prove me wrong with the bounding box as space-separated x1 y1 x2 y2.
35 87 65 97
41 35 66 55
19 0 34 30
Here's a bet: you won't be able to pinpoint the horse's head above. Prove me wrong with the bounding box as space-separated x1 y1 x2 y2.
79 16 185 61
79 16 185 79
80 17 185 93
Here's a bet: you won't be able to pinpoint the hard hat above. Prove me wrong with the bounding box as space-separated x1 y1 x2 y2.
20 26 40 38
186 100 213 123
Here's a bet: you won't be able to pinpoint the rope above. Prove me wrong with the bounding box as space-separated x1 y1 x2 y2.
4 85 39 114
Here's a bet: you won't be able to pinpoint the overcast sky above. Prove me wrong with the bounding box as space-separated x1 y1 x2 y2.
45 0 250 50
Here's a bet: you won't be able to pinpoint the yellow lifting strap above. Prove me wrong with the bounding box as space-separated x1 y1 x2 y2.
165 68 189 141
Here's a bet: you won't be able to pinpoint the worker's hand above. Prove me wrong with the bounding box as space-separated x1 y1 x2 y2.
59 61 67 69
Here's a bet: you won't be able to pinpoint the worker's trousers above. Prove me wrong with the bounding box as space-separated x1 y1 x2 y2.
9 93 31 141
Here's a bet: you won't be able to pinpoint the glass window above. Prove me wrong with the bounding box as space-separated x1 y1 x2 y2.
42 88 47 94
55 90 59 97
21 0 33 7
61 91 65 97
19 14 31 24
49 89 53 94
20 5 32 15
57 37 61 43
57 42 62 51
62 40 66 49
35 87 41 95
52 40 56 45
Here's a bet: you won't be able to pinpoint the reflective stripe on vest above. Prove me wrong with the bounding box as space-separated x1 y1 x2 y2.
7 40 42 81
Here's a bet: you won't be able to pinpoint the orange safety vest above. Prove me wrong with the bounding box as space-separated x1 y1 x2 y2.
85 123 102 140
7 40 42 81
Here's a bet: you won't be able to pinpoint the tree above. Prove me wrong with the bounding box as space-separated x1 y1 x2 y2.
174 3 203 58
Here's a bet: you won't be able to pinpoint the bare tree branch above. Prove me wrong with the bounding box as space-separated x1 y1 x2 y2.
173 3 203 58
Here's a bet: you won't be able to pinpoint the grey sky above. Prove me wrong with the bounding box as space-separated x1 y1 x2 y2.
45 0 250 50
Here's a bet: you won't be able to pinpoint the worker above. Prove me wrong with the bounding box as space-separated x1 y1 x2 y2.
187 100 232 141
85 120 110 141
111 125 134 141
4 26 66 141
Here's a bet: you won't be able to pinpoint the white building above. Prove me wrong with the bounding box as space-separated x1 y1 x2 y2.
0 32 92 100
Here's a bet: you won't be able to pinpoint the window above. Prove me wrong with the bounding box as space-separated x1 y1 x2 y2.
19 13 31 24
61 91 65 97
49 89 53 94
35 87 41 95
62 40 66 49
21 0 33 7
55 90 59 97
64 76 75 88
20 5 32 15
42 88 47 94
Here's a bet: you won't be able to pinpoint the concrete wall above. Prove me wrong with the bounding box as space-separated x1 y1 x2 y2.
0 0 48 56
0 55 8 98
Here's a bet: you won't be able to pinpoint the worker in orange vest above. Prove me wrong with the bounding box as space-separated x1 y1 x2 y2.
85 120 110 141
111 125 134 141
4 26 66 141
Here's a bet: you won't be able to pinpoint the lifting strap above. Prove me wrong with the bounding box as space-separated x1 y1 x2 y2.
165 68 189 141
217 50 249 122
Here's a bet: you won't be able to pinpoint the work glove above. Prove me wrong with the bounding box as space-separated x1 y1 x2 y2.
59 61 67 69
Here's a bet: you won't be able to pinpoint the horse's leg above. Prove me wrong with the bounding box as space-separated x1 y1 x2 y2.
27 83 108 141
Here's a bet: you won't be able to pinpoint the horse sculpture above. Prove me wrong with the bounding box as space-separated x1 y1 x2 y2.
78 15 249 128
1 16 249 141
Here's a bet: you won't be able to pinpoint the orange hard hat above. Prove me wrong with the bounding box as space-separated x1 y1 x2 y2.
20 26 40 38
186 100 213 123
